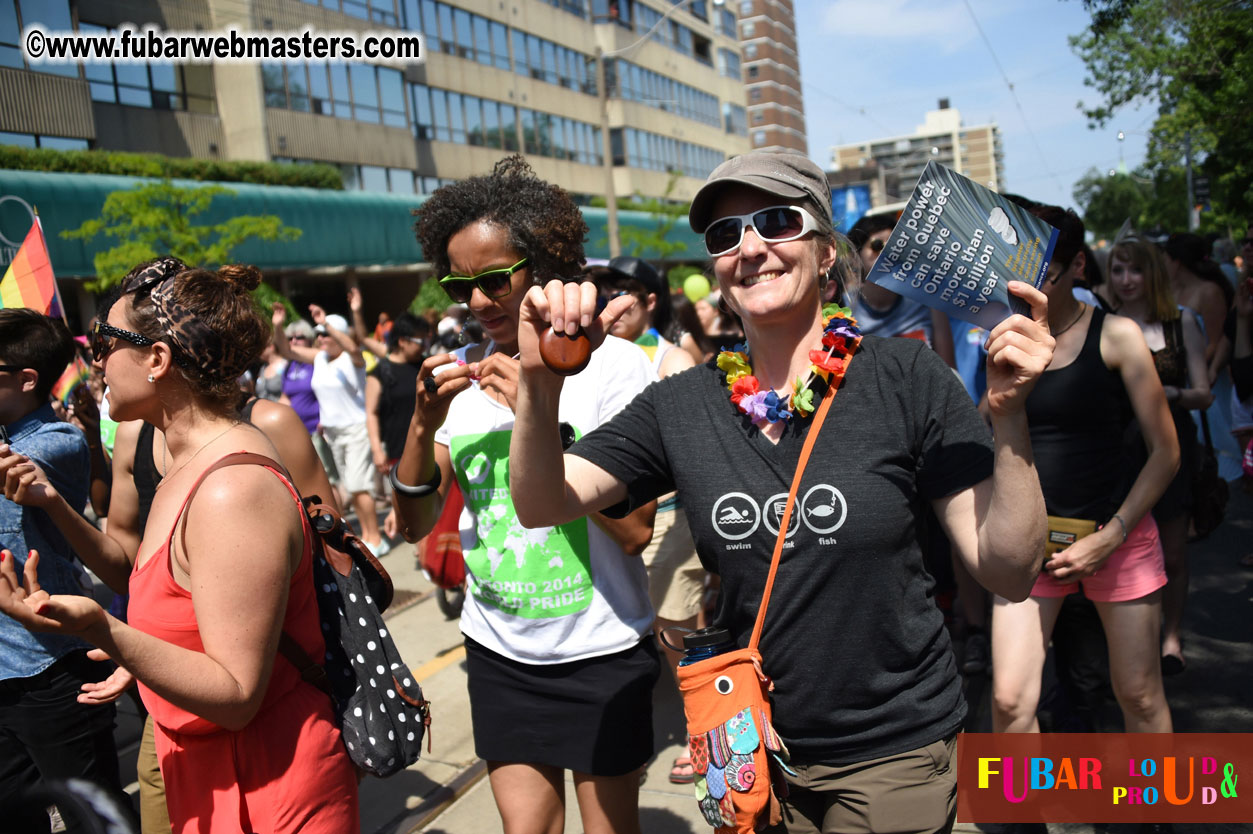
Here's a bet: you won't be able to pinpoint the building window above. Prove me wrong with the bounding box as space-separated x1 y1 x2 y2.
267 60 406 127
0 130 88 150
2 0 77 78
83 23 215 112
753 130 765 146
744 43 757 59
739 0 752 15
741 20 754 37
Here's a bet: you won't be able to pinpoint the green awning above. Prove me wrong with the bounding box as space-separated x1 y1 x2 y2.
0 170 706 278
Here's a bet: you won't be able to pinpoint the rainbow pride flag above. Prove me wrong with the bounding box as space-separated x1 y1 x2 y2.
52 355 92 406
0 217 63 318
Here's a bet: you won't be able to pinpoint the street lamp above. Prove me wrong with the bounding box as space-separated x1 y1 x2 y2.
596 0 725 257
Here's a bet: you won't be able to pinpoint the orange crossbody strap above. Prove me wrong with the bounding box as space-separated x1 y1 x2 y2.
748 346 858 652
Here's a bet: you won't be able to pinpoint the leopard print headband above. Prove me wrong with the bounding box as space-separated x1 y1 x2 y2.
126 257 252 382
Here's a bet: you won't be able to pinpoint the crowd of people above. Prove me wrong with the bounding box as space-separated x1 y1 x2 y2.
0 149 1250 834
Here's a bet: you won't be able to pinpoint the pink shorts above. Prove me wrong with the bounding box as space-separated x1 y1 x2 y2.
1031 514 1166 603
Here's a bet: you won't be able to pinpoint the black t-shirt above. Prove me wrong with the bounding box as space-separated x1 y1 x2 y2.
370 357 421 461
571 335 994 763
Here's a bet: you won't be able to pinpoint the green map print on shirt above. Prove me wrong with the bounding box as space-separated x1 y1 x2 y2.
451 428 592 619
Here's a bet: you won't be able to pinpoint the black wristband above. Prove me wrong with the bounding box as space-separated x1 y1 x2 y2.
389 461 441 497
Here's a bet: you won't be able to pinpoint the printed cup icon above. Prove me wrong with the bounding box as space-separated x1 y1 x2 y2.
988 207 1019 246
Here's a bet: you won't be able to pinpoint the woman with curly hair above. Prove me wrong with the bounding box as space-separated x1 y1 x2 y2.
0 258 359 833
392 156 659 834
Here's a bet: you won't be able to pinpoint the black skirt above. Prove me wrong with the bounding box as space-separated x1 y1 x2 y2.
464 634 660 776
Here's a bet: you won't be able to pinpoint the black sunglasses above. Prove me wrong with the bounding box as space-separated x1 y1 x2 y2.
438 258 528 304
90 320 157 362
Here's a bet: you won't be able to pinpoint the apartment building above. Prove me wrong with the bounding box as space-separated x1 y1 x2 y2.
0 0 751 206
733 0 804 154
831 99 1005 201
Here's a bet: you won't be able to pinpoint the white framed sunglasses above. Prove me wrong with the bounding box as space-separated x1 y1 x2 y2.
704 205 822 257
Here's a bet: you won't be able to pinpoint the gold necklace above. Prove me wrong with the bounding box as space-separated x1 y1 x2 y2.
156 422 238 489
1051 302 1086 338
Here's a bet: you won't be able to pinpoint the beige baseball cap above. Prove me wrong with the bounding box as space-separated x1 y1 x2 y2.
689 151 832 233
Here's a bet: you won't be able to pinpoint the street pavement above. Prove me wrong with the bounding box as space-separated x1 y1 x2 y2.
105 482 1253 833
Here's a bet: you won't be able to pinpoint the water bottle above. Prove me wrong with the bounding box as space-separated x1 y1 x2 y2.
678 626 736 666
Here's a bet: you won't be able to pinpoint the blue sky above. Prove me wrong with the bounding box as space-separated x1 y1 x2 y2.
795 0 1154 210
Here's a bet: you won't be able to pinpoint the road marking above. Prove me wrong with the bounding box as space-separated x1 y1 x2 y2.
412 644 466 682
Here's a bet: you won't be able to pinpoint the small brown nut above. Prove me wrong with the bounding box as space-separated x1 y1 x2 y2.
538 327 591 376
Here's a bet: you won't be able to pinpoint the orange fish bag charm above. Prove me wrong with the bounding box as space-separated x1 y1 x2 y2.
677 646 791 832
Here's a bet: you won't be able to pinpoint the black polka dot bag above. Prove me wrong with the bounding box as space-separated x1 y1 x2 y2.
283 492 432 778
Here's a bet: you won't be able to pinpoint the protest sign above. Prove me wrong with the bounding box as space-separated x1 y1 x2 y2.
865 161 1059 330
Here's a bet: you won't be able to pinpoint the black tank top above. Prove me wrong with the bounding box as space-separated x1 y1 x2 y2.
133 423 163 531
1025 307 1131 521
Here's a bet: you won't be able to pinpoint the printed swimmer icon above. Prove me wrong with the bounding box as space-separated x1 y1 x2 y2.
711 493 761 541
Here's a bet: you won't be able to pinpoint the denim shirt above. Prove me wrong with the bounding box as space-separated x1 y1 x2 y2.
0 403 91 680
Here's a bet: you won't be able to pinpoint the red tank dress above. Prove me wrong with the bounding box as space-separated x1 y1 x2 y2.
127 454 359 834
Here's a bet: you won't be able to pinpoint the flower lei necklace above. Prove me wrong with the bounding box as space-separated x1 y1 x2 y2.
716 304 862 427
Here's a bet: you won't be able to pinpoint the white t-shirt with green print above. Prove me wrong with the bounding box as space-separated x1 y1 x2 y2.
434 335 656 664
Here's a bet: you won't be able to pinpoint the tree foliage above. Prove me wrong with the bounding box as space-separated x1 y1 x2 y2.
411 274 454 316
1071 0 1253 228
1073 165 1196 240
62 180 301 291
0 145 343 189
590 171 690 262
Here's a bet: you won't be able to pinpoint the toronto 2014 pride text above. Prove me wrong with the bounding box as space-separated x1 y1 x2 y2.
976 755 1240 807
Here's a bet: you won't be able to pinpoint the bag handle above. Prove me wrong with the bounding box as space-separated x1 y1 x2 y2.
748 345 859 652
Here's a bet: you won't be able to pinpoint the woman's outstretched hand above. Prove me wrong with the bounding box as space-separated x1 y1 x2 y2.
0 550 106 638
517 280 636 375
985 281 1055 417
77 649 135 705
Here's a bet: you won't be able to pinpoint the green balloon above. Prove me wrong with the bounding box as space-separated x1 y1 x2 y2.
683 274 711 302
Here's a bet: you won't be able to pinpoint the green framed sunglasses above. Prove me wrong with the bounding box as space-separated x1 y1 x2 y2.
439 258 528 304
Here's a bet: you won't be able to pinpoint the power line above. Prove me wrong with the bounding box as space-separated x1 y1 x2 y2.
961 0 1062 195
800 82 894 137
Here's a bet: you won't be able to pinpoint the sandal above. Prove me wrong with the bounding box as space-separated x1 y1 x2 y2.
669 754 696 784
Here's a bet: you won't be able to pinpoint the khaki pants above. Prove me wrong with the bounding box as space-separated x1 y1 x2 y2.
138 716 172 834
762 735 957 834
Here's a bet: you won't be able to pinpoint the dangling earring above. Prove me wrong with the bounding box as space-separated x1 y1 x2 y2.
148 374 155 383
